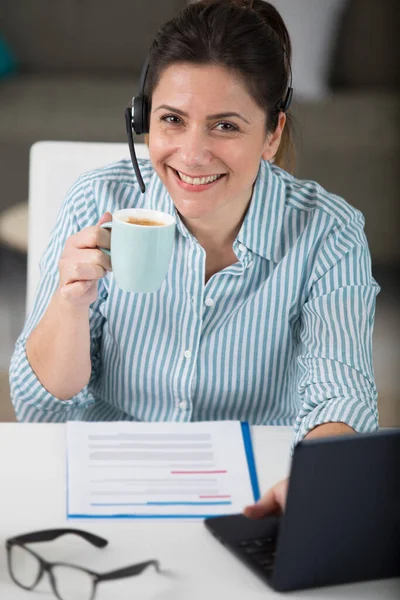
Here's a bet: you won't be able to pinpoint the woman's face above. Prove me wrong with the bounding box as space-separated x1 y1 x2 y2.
149 63 284 224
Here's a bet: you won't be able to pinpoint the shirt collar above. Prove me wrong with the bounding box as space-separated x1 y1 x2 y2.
237 160 286 263
144 168 186 233
148 159 286 259
150 173 199 241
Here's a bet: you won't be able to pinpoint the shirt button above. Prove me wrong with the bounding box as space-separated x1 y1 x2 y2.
183 349 192 359
205 297 214 307
238 243 246 252
179 401 188 411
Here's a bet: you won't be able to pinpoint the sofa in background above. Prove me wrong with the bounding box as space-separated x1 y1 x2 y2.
0 0 186 217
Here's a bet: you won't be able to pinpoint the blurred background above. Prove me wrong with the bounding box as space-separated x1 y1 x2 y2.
0 0 399 423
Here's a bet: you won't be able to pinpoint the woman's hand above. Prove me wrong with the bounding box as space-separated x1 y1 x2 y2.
244 478 288 519
243 424 355 519
57 212 113 307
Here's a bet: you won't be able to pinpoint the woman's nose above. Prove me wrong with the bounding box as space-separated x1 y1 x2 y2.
178 128 212 167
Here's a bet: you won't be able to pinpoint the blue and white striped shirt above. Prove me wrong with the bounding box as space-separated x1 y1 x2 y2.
10 159 380 444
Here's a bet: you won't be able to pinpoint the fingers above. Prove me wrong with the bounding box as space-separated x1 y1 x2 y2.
81 249 111 272
66 213 112 251
60 280 98 303
62 261 106 286
243 478 288 520
59 249 111 282
243 489 280 520
58 214 113 306
97 212 113 226
67 226 111 251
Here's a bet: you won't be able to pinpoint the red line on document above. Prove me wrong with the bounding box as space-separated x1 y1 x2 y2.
199 495 231 499
170 470 228 474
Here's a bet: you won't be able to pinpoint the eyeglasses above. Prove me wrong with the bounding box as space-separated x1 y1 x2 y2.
6 528 160 600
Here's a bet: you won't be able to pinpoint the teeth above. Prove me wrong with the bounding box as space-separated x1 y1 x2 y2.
177 171 222 185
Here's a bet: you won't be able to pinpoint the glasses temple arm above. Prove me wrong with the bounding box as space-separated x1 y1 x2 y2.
97 560 160 583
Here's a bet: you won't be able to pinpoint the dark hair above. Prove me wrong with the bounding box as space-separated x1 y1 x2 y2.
146 0 295 172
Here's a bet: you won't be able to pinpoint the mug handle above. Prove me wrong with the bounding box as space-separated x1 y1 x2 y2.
99 222 112 257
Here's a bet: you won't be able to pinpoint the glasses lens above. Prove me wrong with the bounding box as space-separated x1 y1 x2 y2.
52 565 94 600
8 545 42 589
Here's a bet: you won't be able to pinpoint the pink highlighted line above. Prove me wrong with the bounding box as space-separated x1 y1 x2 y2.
199 495 231 499
170 470 227 474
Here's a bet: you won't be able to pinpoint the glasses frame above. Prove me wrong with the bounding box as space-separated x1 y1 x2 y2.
5 528 160 600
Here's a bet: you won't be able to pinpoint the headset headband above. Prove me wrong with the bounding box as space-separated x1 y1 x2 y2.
277 47 293 113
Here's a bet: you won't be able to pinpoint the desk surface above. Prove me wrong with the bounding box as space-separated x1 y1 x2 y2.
0 424 399 599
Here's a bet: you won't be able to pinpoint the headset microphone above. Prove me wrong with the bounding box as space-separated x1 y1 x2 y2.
125 56 150 193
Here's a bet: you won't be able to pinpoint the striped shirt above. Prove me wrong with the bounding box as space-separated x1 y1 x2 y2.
10 159 380 445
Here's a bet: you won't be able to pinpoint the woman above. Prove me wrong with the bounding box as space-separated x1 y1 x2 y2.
10 0 379 517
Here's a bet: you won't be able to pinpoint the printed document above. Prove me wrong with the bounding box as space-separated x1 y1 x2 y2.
66 420 259 518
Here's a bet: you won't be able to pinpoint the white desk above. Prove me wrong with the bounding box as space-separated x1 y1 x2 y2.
0 424 398 599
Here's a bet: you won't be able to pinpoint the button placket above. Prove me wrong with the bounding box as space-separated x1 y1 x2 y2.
173 241 204 419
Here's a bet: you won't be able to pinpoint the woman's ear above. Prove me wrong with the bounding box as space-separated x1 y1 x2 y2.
262 112 286 161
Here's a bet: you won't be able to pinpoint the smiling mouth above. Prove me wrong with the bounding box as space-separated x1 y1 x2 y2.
172 168 226 186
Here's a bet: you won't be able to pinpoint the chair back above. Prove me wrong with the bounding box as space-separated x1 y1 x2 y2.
27 141 149 314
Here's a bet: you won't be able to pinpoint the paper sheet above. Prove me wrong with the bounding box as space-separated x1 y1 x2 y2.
66 420 259 518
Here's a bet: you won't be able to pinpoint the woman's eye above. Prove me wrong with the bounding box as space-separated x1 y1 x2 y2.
159 115 239 132
160 114 182 125
215 121 239 132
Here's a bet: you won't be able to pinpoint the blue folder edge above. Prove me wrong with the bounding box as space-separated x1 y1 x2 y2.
66 445 70 518
241 421 260 502
67 421 260 519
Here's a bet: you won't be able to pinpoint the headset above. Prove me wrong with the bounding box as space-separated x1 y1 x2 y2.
124 55 150 193
276 51 294 113
125 47 293 193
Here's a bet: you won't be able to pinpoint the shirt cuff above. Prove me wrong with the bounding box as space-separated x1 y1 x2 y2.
292 396 379 449
10 338 96 421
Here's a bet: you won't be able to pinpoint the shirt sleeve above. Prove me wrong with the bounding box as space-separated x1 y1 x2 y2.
9 176 107 422
293 210 380 446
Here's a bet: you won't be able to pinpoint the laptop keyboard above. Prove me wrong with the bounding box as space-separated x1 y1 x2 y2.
237 535 277 572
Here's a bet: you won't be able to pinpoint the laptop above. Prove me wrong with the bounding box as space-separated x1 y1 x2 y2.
205 429 400 592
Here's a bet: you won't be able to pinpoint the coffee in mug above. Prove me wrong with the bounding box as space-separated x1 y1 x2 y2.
125 217 165 227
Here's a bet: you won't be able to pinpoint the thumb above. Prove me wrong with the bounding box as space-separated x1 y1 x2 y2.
97 212 113 226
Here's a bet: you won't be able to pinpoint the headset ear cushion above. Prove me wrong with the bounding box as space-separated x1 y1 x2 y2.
133 95 150 135
141 95 150 134
133 96 143 135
